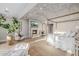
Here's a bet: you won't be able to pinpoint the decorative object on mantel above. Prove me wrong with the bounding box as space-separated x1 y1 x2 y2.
41 31 44 36
31 21 38 28
0 14 20 45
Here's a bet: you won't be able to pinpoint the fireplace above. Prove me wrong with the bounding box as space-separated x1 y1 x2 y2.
32 30 37 34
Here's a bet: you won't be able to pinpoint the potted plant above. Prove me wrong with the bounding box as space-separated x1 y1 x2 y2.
0 14 20 45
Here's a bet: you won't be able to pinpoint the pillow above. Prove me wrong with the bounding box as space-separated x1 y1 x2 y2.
70 32 76 37
65 32 75 37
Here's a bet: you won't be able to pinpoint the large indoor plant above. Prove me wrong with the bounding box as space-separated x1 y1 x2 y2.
0 14 20 45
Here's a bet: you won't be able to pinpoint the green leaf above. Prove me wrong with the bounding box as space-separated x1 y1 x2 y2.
0 15 20 34
2 24 10 29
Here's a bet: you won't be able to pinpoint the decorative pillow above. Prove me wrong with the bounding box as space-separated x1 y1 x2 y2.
70 32 76 37
65 32 76 37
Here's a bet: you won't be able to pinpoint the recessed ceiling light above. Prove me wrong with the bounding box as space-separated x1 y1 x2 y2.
40 7 43 10
4 8 9 12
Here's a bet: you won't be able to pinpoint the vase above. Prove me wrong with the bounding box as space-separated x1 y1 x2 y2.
7 33 15 45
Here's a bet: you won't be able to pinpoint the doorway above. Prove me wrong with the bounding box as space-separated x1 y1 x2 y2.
48 24 53 34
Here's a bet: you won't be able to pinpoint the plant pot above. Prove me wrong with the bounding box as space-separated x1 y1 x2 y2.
7 34 15 45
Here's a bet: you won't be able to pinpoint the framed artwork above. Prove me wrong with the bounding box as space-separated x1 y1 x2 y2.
31 20 38 28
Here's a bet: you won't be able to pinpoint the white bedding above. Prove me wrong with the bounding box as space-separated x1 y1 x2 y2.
47 32 75 54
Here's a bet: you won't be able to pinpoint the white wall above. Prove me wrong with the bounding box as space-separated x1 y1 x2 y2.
0 28 7 42
53 20 79 33
51 13 79 32
20 19 29 38
0 18 12 42
54 21 79 32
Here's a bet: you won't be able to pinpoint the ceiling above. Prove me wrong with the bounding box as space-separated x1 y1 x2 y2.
0 3 37 18
0 3 79 22
24 3 79 22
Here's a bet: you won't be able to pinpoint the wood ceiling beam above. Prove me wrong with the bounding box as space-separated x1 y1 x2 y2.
48 11 79 20
47 20 57 23
56 19 79 23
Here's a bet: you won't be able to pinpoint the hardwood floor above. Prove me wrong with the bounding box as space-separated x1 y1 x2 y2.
29 40 69 56
0 36 70 56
